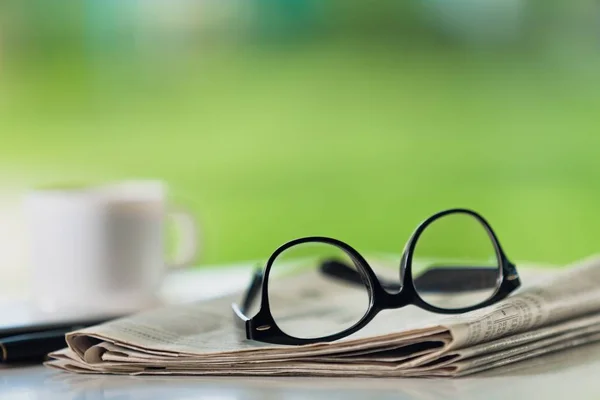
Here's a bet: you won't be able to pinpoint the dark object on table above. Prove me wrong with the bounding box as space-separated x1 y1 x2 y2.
1 316 115 363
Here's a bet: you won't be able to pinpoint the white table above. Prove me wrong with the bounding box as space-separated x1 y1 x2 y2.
3 265 600 399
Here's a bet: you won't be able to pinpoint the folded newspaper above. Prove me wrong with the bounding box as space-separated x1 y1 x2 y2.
47 255 600 377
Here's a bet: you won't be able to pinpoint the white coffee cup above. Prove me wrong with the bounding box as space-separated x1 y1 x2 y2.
25 180 199 315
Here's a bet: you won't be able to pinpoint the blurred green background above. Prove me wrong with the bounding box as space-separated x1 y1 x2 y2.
1 0 600 266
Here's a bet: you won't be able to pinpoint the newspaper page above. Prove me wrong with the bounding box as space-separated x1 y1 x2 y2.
47 255 600 377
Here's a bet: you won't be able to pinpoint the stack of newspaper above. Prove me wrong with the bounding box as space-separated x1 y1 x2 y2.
47 256 600 377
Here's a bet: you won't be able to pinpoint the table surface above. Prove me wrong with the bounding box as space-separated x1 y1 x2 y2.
3 264 600 400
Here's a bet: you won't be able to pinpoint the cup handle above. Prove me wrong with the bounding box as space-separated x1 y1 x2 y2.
166 207 200 269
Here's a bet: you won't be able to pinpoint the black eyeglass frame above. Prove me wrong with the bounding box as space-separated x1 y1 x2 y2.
232 208 520 345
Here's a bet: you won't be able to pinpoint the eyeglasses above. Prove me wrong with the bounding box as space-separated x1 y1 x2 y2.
233 208 520 345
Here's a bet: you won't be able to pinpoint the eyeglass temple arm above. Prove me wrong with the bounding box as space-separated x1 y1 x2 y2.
232 267 264 340
320 259 500 293
238 267 264 317
320 260 401 291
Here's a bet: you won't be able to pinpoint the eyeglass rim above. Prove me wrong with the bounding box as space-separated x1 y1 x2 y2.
401 208 508 309
234 208 520 345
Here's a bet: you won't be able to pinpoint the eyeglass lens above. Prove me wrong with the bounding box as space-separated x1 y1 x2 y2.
411 212 501 309
266 241 371 339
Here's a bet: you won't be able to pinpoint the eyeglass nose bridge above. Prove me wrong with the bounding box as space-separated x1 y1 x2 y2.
374 285 412 310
